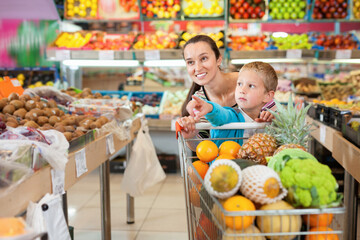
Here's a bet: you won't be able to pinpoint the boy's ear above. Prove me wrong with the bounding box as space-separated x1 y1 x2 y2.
264 90 275 103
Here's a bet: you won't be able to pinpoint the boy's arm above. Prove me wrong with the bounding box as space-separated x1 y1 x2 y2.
205 102 242 126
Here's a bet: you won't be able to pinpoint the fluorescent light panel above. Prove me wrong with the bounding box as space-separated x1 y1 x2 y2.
62 60 140 67
144 60 186 67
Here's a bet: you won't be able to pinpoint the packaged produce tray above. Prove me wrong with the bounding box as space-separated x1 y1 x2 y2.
91 90 131 100
342 116 360 148
328 107 352 131
130 91 163 119
316 104 330 124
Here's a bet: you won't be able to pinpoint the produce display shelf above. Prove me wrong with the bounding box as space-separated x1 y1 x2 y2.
48 48 360 61
0 117 141 217
306 116 339 152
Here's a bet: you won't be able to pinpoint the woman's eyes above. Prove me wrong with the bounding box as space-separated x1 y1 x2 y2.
186 61 194 65
201 56 208 61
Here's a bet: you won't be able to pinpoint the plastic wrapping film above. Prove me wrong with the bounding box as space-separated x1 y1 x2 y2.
95 119 131 141
23 86 74 106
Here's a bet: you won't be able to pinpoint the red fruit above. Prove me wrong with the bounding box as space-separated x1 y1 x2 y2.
342 2 348 8
243 2 250 9
195 213 218 240
230 0 236 4
146 11 154 18
234 2 242 8
329 6 336 12
141 1 147 7
239 7 245 14
254 6 261 13
325 12 332 18
234 12 241 19
243 12 249 18
258 11 265 18
251 12 257 18
247 6 254 13
141 8 147 14
253 0 262 4
230 6 237 15
337 0 344 3
340 11 347 18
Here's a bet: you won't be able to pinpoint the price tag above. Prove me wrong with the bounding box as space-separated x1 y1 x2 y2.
286 49 302 59
11 79 21 87
55 50 71 60
334 118 338 128
98 50 114 60
320 114 324 122
106 134 115 155
320 125 326 144
335 49 351 59
144 50 161 60
75 149 87 178
51 169 65 195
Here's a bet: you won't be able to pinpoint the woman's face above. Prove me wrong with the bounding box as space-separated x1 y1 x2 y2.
235 70 272 113
183 42 222 86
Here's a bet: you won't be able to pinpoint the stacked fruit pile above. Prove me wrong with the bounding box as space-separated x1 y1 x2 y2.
140 0 181 19
228 35 268 50
54 32 93 49
229 0 266 20
353 0 360 19
187 97 343 239
312 0 348 19
178 31 224 48
269 0 307 20
119 0 139 13
132 31 178 50
65 0 98 18
270 33 312 50
311 33 358 50
182 0 224 17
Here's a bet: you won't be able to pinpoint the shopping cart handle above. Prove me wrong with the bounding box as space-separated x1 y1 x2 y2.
175 121 268 139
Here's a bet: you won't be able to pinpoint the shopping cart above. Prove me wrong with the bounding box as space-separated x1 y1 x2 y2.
176 122 346 240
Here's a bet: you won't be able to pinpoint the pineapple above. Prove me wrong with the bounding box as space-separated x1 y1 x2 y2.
266 95 312 155
237 133 277 165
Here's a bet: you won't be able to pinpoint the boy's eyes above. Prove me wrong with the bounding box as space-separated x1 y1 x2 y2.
237 82 256 88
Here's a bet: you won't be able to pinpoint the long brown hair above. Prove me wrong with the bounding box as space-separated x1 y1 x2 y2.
181 35 221 117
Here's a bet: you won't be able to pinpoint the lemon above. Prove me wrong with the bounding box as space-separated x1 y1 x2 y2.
200 8 207 15
67 0 74 3
173 4 180 12
79 10 86 17
183 7 191 16
214 5 223 15
73 6 79 14
192 7 199 15
46 81 54 86
17 73 25 81
210 165 239 192
35 81 43 87
187 1 195 8
196 1 203 8
79 3 86 9
67 4 74 10
164 11 170 18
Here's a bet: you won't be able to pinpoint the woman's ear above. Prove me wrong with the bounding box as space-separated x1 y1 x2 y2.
217 54 223 67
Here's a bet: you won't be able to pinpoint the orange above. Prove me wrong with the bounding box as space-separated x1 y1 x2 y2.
305 227 339 240
215 154 235 160
222 195 256 230
192 160 209 180
219 141 241 158
196 140 219 163
303 213 334 227
189 183 202 207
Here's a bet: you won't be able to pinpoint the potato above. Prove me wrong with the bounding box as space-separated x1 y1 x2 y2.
10 100 24 109
6 121 18 128
83 87 92 93
37 116 49 126
7 117 18 124
0 98 8 111
24 120 39 128
25 100 36 111
63 132 73 141
13 108 27 119
8 92 19 101
90 120 102 129
79 119 93 129
49 116 61 126
3 104 15 114
75 115 87 125
98 116 109 125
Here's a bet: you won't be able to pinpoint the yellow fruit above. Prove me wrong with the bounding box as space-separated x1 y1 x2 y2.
184 7 191 15
46 81 54 86
192 7 199 15
173 4 180 11
67 4 74 10
199 8 207 15
73 6 79 14
219 141 241 158
196 1 202 8
79 10 86 17
196 140 218 163
223 195 256 230
209 165 238 192
208 7 214 15
224 225 266 240
214 5 223 15
90 10 97 17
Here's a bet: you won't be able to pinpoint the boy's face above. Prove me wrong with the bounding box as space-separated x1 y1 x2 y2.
235 70 273 113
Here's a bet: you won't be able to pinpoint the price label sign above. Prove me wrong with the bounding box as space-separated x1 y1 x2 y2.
106 134 115 155
335 49 351 59
55 50 71 61
286 49 302 59
51 169 65 195
99 50 114 60
144 50 161 60
320 125 326 144
75 149 88 178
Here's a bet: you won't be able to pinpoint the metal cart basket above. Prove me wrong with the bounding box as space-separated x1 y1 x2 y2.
176 122 345 240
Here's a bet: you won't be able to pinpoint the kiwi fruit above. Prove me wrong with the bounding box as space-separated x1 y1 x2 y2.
65 125 75 132
55 125 66 133
37 116 49 126
0 98 8 111
25 100 36 111
32 96 41 102
8 92 19 101
13 108 27 119
73 130 85 138
63 132 73 141
49 116 61 126
6 121 18 128
19 94 31 102
3 104 16 115
10 100 25 110
0 113 5 122
48 100 57 108
42 123 53 129
25 111 38 121
24 120 39 128
31 109 44 116
19 119 28 125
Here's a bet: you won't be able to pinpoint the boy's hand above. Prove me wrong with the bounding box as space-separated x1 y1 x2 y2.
186 96 213 121
255 111 274 122
177 116 198 139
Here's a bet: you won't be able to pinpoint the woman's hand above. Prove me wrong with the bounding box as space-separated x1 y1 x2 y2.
255 111 274 122
186 96 213 120
177 116 199 139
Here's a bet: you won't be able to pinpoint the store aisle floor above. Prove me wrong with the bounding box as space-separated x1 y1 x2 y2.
67 169 188 240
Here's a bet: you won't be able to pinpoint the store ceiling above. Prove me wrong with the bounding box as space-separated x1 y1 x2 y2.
0 0 59 20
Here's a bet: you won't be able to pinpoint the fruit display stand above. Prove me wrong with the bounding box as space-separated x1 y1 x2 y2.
306 116 360 240
0 117 141 240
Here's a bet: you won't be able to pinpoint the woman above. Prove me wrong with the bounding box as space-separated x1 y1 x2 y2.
179 35 274 150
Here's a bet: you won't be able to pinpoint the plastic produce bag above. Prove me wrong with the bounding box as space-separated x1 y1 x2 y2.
26 194 71 240
121 119 166 197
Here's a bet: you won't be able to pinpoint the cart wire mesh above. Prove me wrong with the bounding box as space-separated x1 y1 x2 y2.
176 122 345 240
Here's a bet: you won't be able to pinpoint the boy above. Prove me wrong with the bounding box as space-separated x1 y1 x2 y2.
178 61 278 147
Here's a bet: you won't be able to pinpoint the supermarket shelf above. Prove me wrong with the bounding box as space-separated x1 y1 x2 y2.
148 118 172 131
230 49 316 60
0 117 141 217
306 116 339 152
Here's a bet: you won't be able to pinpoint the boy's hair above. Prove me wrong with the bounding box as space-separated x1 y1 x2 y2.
240 61 278 92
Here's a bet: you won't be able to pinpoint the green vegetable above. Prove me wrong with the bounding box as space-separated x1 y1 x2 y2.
268 148 317 172
279 158 343 208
